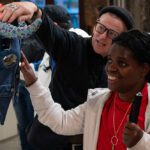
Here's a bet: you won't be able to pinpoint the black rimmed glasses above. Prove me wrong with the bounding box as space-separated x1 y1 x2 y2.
95 19 119 39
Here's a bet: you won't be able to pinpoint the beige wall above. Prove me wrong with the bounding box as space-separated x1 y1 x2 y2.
0 101 18 141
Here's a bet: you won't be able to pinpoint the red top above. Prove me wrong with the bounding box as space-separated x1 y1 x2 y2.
97 83 148 150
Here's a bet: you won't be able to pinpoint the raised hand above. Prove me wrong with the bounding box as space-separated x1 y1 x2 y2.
20 51 37 87
0 2 41 23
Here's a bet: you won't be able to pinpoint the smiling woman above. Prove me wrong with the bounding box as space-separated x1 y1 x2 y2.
106 44 147 93
20 29 150 150
106 30 150 94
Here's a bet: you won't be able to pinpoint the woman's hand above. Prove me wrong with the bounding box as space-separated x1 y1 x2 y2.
123 121 143 148
20 51 37 87
0 2 42 23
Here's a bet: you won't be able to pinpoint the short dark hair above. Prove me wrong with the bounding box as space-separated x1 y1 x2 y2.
44 5 72 30
112 29 150 81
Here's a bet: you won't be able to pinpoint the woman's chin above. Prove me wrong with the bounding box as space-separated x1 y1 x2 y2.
108 84 117 91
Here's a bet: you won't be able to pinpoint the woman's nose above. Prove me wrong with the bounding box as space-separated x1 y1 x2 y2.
106 62 118 72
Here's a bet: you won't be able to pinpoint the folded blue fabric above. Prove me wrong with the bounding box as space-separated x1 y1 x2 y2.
0 37 20 124
0 18 42 124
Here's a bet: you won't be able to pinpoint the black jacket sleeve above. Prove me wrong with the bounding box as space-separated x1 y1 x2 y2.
36 11 86 64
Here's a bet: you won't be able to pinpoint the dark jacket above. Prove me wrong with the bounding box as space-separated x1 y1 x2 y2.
21 34 45 63
36 11 107 109
28 11 108 150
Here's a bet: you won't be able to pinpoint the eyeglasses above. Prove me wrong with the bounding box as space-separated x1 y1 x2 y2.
95 19 119 39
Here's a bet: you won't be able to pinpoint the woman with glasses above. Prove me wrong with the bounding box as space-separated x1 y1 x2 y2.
0 2 135 104
0 3 135 150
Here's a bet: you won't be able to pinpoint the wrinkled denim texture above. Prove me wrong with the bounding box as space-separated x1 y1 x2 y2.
0 19 42 125
13 80 34 150
0 37 20 124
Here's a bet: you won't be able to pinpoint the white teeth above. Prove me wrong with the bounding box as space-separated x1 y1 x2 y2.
108 75 117 80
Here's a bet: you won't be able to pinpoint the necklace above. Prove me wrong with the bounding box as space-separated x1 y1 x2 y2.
111 95 132 150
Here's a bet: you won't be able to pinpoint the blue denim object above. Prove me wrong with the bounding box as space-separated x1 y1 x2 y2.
0 37 20 124
13 80 34 150
0 19 42 125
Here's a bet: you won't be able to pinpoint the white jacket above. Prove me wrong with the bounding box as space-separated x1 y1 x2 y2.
27 80 150 150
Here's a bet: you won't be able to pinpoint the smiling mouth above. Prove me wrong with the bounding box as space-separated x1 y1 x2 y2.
108 75 117 81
